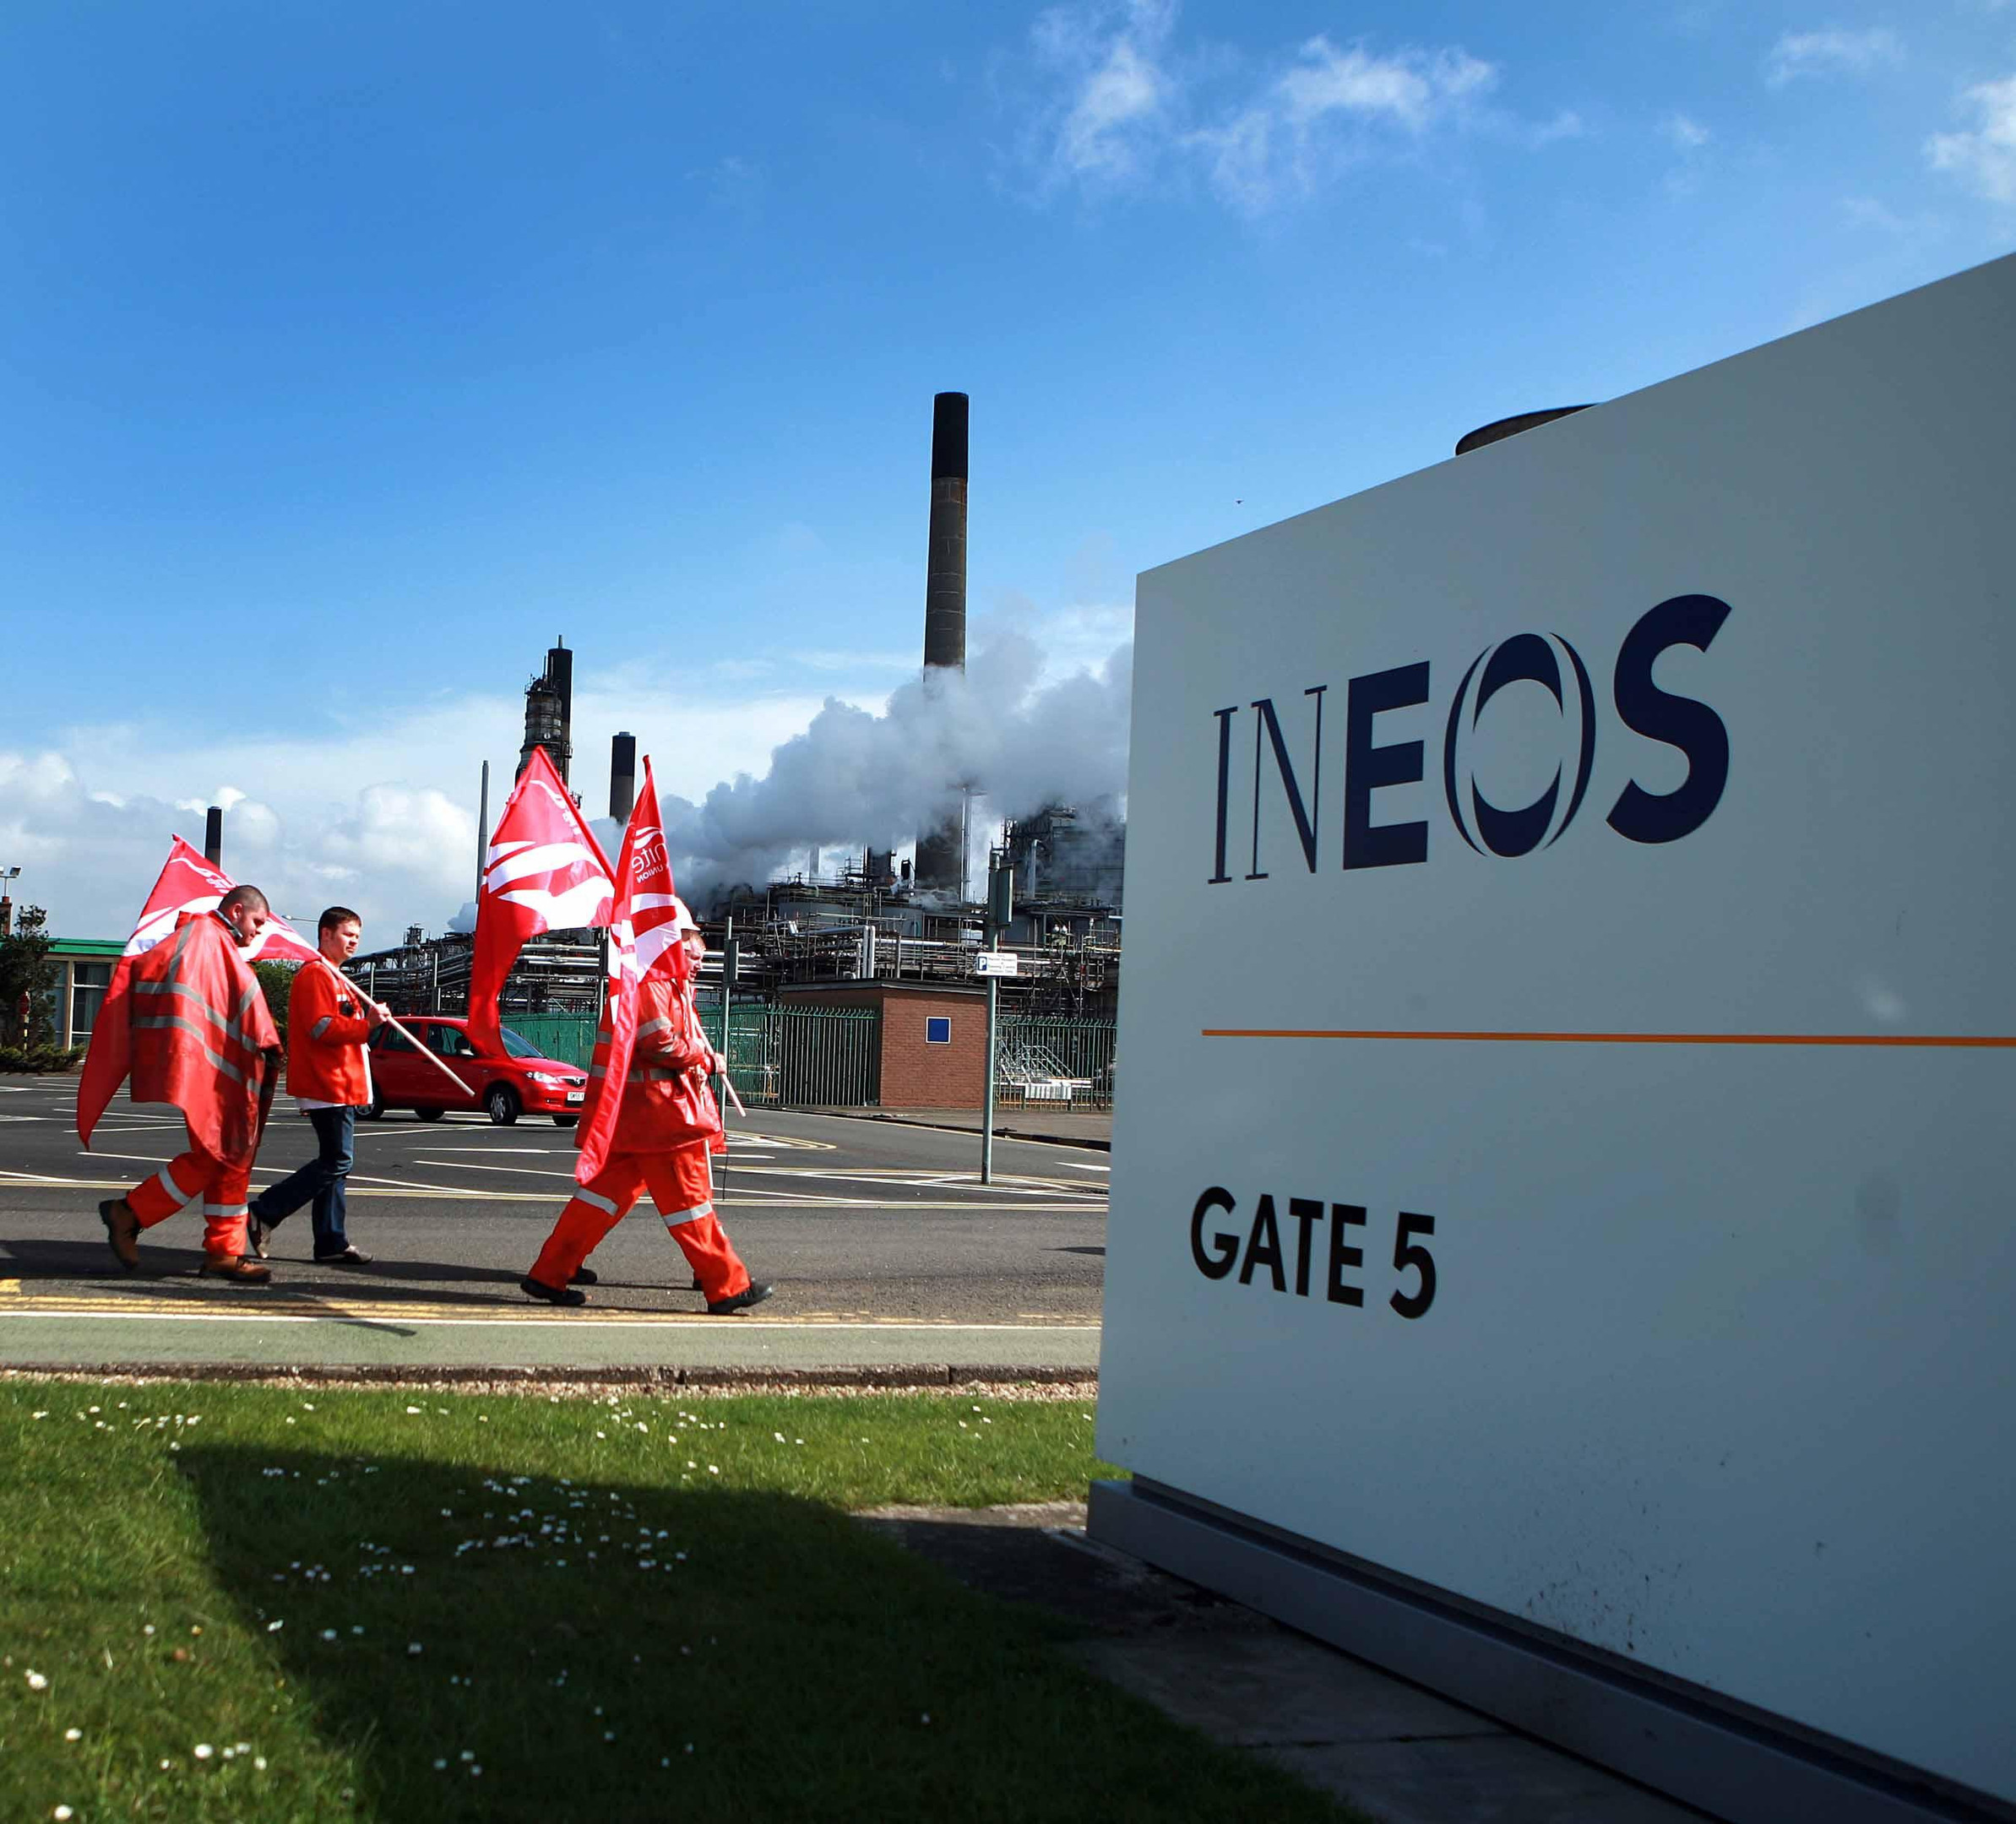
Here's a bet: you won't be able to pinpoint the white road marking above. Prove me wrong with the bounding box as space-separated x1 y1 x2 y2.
414 1146 570 1154
412 1159 577 1179
1059 1159 1111 1172
791 1170 1098 1198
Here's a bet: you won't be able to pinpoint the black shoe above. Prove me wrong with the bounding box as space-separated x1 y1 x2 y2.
521 1274 587 1308
706 1281 774 1316
246 1210 273 1260
570 1267 599 1285
314 1246 373 1266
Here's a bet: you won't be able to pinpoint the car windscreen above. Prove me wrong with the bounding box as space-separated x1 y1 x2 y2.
499 1027 543 1061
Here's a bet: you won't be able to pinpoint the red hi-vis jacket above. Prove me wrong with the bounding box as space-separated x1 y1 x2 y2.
577 974 722 1156
78 911 280 1164
285 962 377 1105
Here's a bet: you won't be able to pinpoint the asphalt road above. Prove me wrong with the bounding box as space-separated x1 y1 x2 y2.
0 1077 1107 1372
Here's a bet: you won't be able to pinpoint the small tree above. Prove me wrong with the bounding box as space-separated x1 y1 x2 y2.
253 960 298 1046
0 906 59 1050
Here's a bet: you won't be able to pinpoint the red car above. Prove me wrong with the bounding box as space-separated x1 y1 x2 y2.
363 1017 589 1127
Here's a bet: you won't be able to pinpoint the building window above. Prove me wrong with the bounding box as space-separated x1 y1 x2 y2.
70 963 112 1040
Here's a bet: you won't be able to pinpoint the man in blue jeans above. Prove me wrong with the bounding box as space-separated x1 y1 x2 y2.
247 907 389 1265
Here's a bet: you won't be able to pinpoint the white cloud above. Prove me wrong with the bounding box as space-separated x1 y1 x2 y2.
655 628 1133 909
975 594 1133 685
8 676 832 940
1524 110 1586 147
1031 0 1177 190
1274 38 1496 133
1014 6 1559 215
1926 73 2016 203
7 617 1137 933
1661 112 1712 149
1838 194 1947 237
1764 27 1903 89
1191 38 1502 213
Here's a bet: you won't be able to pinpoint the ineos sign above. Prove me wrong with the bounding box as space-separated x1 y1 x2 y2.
1208 593 1732 882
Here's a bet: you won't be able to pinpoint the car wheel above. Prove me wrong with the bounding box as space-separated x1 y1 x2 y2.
361 1091 386 1121
416 1107 443 1122
552 1114 579 1129
486 1085 521 1126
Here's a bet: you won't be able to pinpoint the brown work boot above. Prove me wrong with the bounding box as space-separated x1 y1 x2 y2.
200 1253 272 1284
98 1198 141 1272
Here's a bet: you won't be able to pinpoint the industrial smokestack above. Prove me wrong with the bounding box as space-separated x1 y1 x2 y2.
204 806 224 866
610 731 636 824
547 638 573 784
517 638 574 783
915 391 969 890
475 761 490 904
923 393 968 671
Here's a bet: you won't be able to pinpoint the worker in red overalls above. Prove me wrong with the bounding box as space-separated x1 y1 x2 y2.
520 898 771 1314
81 884 283 1284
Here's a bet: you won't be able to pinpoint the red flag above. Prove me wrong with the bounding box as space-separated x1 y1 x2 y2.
120 838 319 965
468 746 615 1056
575 759 688 1183
77 835 318 1146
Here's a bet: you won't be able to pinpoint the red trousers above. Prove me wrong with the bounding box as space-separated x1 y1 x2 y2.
528 1142 750 1302
125 1135 252 1262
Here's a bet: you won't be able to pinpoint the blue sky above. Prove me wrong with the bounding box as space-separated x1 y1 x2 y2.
3 0 2012 934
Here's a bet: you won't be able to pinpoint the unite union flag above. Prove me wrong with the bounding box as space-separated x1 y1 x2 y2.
467 745 616 1057
574 757 690 1183
76 834 322 1148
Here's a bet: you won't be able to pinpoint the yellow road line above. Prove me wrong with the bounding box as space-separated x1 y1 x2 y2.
0 1304 1097 1331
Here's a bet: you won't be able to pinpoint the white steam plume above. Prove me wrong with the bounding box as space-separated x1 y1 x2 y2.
647 629 1132 910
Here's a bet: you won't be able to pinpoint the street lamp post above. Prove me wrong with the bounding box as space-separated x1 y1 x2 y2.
979 863 1013 1186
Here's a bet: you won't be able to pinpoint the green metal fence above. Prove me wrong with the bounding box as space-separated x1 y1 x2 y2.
497 1005 1114 1112
997 1016 1117 1109
699 997 882 1110
503 1014 598 1068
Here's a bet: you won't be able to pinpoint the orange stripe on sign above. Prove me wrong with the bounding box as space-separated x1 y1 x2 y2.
1201 1029 2016 1049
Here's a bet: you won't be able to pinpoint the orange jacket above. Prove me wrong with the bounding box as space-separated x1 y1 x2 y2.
578 974 722 1155
285 961 378 1105
78 910 280 1164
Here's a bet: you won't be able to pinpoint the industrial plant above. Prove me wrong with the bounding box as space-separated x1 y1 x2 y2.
327 392 1123 1107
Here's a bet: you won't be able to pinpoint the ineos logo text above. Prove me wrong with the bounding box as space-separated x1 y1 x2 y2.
1208 594 1733 882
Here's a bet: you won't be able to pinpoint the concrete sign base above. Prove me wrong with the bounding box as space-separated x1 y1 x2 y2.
1091 1479 2008 1824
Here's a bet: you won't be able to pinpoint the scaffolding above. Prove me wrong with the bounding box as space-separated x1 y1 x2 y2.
341 931 603 1019
709 839 1121 1015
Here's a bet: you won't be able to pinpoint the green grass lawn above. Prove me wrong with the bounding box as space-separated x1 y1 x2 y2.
0 1381 1356 1823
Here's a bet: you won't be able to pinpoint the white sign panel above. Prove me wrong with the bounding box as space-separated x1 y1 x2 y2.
1101 255 2016 1804
972 952 1021 978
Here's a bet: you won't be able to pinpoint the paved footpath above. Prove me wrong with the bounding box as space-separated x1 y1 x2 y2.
0 1078 1104 1376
